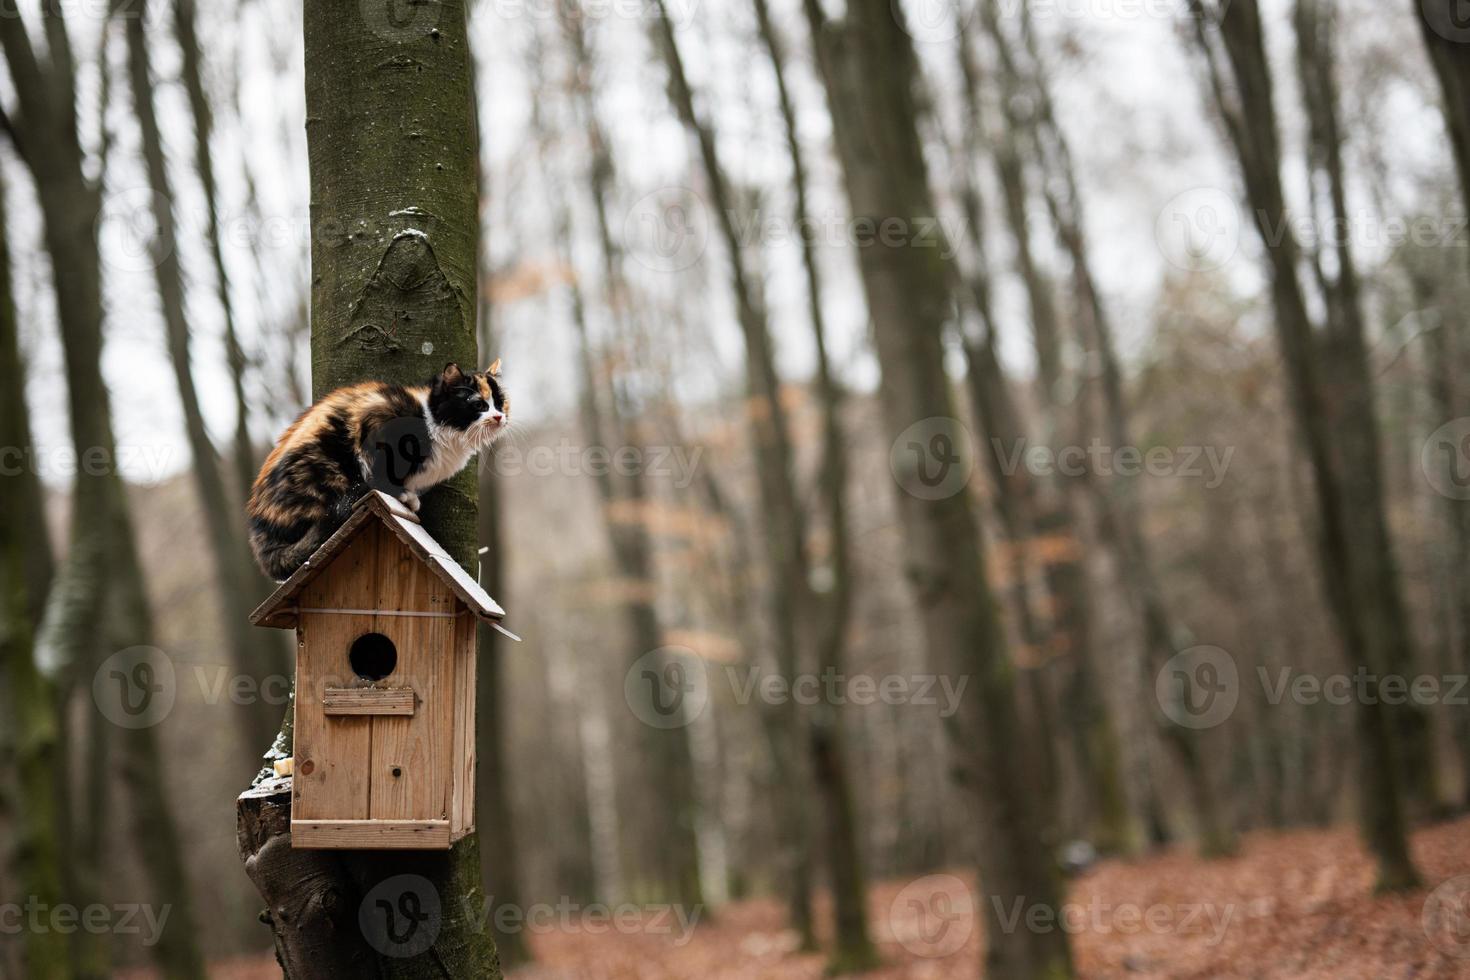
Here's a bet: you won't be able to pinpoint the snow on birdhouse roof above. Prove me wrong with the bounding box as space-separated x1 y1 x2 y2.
250 490 506 629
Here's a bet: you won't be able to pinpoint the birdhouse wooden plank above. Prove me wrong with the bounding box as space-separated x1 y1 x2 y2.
249 490 507 850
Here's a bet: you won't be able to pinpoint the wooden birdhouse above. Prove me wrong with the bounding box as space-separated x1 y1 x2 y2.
250 490 506 850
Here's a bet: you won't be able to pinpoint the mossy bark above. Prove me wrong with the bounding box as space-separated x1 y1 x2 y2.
236 2 502 975
0 159 71 980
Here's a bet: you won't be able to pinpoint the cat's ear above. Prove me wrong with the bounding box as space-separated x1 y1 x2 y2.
486 358 502 377
441 362 464 382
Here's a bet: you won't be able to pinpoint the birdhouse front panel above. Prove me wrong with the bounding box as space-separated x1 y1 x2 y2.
290 521 468 849
249 491 503 852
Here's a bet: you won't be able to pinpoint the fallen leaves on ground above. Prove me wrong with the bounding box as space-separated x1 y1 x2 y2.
155 816 1470 978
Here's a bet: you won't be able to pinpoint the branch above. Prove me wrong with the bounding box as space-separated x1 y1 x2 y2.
41 0 76 122
0 13 50 142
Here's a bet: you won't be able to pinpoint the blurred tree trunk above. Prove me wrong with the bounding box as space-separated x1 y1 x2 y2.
471 46 532 971
1418 1 1470 227
970 2 1107 846
235 3 502 976
954 10 1136 856
996 1 1232 854
651 0 817 944
0 159 71 980
555 11 706 908
125 0 283 758
1411 263 1470 807
1187 0 1419 889
1294 0 1438 812
0 8 207 977
803 2 1074 977
752 0 879 969
172 0 257 502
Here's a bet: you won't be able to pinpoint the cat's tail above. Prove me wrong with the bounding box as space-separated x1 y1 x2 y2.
250 520 329 582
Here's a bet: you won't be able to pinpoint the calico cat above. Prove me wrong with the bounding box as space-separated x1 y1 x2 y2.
247 360 509 580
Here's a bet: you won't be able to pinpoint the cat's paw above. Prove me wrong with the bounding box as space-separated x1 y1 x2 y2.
398 490 421 514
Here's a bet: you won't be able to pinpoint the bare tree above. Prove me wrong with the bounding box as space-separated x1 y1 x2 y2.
651 0 821 946
1417 1 1470 228
751 0 879 967
802 1 1074 976
0 6 207 976
125 0 284 757
172 0 257 501
958 5 1142 854
1185 0 1419 890
0 158 70 980
555 10 706 908
470 31 532 969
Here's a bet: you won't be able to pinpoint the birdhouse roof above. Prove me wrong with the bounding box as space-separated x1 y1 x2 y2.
249 490 506 629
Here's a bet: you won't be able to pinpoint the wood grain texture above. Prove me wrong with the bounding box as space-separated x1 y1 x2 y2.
290 820 451 850
323 687 416 716
293 529 379 821
370 526 454 822
451 610 477 840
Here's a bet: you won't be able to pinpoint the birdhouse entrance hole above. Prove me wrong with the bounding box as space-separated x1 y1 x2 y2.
349 632 397 681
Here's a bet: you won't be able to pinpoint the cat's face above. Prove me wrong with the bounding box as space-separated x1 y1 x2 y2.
429 361 509 444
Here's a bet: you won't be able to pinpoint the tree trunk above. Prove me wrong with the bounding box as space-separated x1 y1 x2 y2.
955 9 1135 855
652 0 818 944
235 3 502 975
1 9 208 976
997 1 1232 855
471 45 531 970
551 12 706 907
172 0 258 503
1417 0 1470 227
1187 0 1418 890
0 158 71 980
125 0 283 759
803 2 1073 976
1294 0 1437 813
752 0 879 968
